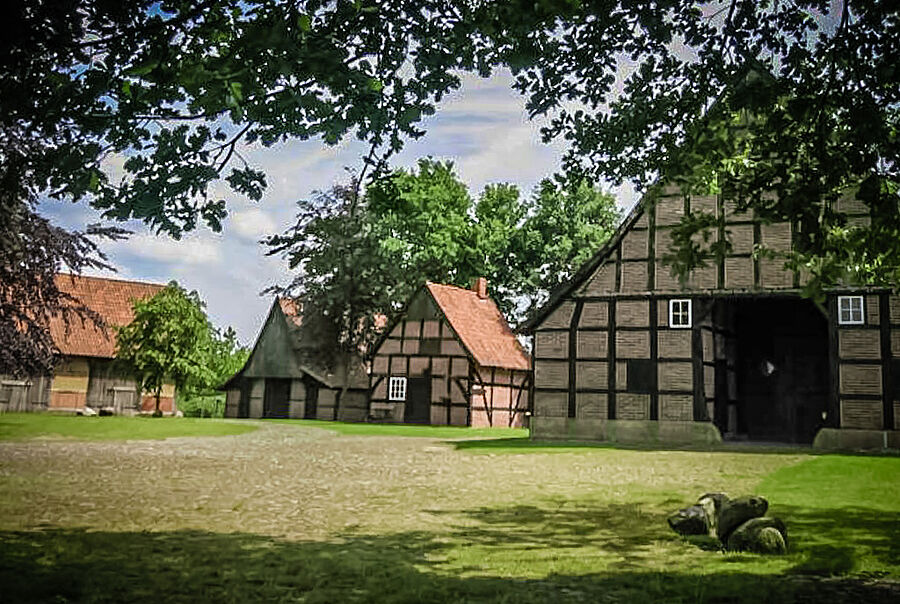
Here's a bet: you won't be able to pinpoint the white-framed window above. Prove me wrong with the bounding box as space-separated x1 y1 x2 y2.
388 376 407 401
669 299 692 328
838 295 864 325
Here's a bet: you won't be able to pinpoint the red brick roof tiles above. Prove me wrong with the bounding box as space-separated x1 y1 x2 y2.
426 282 530 371
50 274 165 358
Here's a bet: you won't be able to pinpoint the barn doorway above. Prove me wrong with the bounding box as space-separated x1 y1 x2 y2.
263 378 291 418
403 376 431 424
238 380 251 418
304 381 319 419
731 298 829 444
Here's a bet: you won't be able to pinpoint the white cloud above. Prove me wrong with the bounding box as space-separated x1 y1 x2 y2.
109 231 223 266
229 207 279 242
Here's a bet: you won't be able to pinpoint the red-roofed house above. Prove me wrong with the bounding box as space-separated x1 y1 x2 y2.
369 279 532 427
0 274 176 414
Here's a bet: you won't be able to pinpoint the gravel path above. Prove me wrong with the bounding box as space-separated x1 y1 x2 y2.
0 422 801 540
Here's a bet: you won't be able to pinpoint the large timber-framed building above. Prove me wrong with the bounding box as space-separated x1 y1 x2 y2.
521 186 899 449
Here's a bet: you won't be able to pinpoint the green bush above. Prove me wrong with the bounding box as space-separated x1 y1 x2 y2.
178 393 225 418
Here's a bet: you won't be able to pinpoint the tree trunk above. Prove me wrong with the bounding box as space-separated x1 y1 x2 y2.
154 387 162 417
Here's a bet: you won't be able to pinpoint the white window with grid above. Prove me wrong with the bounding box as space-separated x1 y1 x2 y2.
838 295 864 325
388 376 407 401
669 299 692 328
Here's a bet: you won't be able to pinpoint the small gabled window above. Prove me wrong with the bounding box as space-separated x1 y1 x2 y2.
388 377 407 401
838 295 864 325
669 299 692 328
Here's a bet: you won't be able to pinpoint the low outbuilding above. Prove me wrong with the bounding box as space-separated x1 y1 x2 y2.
0 274 176 414
222 298 369 421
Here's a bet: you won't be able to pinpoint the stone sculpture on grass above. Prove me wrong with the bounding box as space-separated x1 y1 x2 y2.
667 493 787 554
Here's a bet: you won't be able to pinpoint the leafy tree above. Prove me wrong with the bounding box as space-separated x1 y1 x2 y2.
515 179 620 314
204 327 251 392
115 282 214 415
264 179 389 362
0 132 128 376
1 0 482 375
179 326 250 417
2 0 489 236
366 159 481 292
486 0 900 295
266 161 620 353
471 182 530 313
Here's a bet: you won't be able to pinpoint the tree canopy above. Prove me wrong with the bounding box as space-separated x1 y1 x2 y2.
7 2 895 241
3 1 898 374
265 159 620 353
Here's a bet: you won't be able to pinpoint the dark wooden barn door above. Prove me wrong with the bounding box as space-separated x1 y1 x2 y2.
238 381 251 418
403 377 431 424
735 299 829 443
263 378 291 418
304 382 319 419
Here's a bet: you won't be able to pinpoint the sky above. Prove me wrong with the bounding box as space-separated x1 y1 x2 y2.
40 70 638 346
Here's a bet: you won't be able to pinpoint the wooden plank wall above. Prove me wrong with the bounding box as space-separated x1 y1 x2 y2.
337 390 369 422
0 375 50 412
86 358 142 411
892 295 900 430
224 388 241 418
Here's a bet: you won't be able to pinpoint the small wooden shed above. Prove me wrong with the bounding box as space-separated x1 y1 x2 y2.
0 274 176 414
222 298 369 421
520 183 900 449
368 279 531 427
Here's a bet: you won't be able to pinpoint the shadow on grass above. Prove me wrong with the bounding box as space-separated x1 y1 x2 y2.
773 505 900 576
2 527 898 604
428 501 670 564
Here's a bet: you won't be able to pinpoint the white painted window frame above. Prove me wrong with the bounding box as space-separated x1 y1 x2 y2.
837 295 864 325
669 299 692 329
388 376 407 401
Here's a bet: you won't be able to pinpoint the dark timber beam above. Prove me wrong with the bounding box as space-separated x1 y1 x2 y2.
880 293 894 431
608 300 617 420
568 300 584 418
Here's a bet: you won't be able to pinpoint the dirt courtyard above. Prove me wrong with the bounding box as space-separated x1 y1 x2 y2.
1 421 897 603
0 422 796 539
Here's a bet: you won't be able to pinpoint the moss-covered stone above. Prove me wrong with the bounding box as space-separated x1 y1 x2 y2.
667 505 710 536
716 495 768 541
726 516 788 554
697 492 728 537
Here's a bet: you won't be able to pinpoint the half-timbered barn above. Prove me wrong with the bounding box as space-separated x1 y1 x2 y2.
521 186 900 449
222 297 370 421
369 279 531 427
0 274 177 414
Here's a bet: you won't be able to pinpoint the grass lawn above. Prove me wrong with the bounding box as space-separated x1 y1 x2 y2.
0 421 897 602
268 417 530 439
0 412 258 441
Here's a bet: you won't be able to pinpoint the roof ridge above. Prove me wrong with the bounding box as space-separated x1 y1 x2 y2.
426 281 478 294
56 272 167 289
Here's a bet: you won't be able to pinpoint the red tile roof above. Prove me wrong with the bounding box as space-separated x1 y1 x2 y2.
277 297 303 327
426 282 530 371
50 274 166 358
